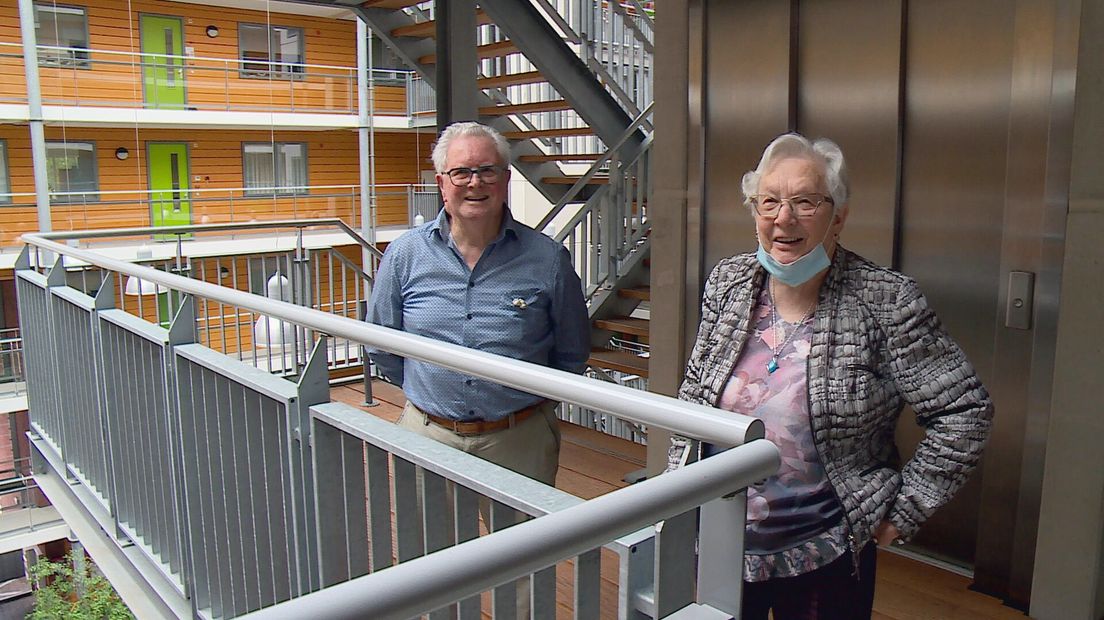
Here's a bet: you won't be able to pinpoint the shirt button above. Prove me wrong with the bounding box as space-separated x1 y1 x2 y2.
468 410 475 416
465 379 473 386
468 282 475 288
466 313 473 319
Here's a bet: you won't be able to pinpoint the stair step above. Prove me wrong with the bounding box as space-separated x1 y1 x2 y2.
391 11 493 38
479 100 573 116
518 153 604 163
542 176 609 185
588 348 649 377
594 317 649 338
504 127 595 140
422 40 520 65
363 0 427 9
618 286 651 301
478 70 546 89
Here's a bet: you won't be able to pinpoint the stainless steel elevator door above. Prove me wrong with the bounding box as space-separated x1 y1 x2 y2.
896 0 1014 566
699 0 1024 571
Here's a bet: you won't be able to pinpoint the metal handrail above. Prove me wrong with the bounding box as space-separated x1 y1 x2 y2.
33 219 382 261
242 439 780 620
21 230 763 447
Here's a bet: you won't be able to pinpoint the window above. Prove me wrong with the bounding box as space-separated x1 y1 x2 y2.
34 4 90 68
46 142 98 203
239 24 304 79
370 37 407 85
243 143 307 195
0 141 10 205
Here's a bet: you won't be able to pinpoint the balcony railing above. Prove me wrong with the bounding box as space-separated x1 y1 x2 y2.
0 329 24 400
0 43 433 116
17 225 779 619
0 183 438 250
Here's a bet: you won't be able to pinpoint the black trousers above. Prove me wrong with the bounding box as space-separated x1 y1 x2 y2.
742 543 878 620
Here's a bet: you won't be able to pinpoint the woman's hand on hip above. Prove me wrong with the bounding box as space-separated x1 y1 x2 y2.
875 520 901 546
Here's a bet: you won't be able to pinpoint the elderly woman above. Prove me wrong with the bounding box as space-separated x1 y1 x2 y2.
669 133 993 619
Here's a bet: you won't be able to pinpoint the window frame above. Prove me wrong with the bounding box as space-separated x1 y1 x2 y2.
0 140 10 206
237 23 306 80
45 141 100 204
34 3 91 69
241 142 309 196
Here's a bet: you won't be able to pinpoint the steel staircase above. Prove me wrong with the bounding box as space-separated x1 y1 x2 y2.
346 0 655 431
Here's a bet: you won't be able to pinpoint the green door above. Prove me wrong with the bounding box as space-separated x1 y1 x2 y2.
147 143 192 231
141 15 186 109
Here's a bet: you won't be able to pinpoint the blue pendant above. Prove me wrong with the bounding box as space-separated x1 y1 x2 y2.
767 358 779 374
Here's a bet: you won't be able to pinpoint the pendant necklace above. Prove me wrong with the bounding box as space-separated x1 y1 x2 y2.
767 280 816 374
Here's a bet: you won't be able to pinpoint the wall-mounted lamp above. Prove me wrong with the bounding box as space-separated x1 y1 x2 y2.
114 147 129 161
205 25 220 38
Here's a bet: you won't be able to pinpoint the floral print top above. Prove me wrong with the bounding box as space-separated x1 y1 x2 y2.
712 286 849 581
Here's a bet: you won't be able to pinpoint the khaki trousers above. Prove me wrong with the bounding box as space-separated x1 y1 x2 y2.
396 400 561 618
397 399 561 485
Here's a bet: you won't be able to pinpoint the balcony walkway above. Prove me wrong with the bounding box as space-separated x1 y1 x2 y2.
331 381 1022 619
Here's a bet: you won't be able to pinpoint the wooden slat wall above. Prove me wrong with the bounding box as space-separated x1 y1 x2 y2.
0 3 26 102
0 124 434 246
0 0 408 114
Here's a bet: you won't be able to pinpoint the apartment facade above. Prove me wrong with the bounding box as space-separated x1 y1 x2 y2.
0 0 436 249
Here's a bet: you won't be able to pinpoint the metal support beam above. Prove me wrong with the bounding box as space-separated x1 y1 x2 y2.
17 0 52 233
436 0 480 129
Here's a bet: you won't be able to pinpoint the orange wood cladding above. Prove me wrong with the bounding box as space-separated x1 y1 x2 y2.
0 125 434 246
0 0 408 114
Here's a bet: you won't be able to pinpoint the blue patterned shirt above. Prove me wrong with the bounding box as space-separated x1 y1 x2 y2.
366 207 590 421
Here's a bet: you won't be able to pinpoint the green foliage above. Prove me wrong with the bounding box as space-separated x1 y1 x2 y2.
28 550 134 620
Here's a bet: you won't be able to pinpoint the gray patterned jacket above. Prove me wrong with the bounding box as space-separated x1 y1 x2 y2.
670 247 993 550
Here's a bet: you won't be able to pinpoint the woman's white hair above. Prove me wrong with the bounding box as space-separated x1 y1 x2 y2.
431 121 512 173
740 133 849 209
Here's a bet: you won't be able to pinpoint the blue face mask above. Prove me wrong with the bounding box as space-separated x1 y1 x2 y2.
755 214 836 287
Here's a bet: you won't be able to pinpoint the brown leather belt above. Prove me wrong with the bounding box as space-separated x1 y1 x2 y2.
424 402 545 436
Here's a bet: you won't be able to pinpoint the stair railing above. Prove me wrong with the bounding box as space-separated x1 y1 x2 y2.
536 103 653 298
533 0 654 124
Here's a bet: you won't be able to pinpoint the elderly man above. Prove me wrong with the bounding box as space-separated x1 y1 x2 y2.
367 121 590 485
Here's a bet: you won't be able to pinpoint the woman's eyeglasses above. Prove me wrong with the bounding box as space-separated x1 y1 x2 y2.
752 194 833 218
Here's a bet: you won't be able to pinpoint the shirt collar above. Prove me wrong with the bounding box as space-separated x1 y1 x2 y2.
428 205 520 246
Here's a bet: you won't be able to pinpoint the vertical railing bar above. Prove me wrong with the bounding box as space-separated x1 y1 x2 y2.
243 391 270 607
216 374 242 616
176 359 209 613
259 393 288 605
198 365 224 618
270 394 296 601
392 457 423 563
236 257 247 361
197 260 208 347
214 257 224 355
146 338 168 557
364 442 392 572
489 500 518 620
573 548 601 619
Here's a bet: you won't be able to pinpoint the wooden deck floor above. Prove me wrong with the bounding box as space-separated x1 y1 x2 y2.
331 381 1024 619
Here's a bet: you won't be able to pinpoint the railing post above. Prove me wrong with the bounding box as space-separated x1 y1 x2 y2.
695 494 748 616
358 300 377 407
